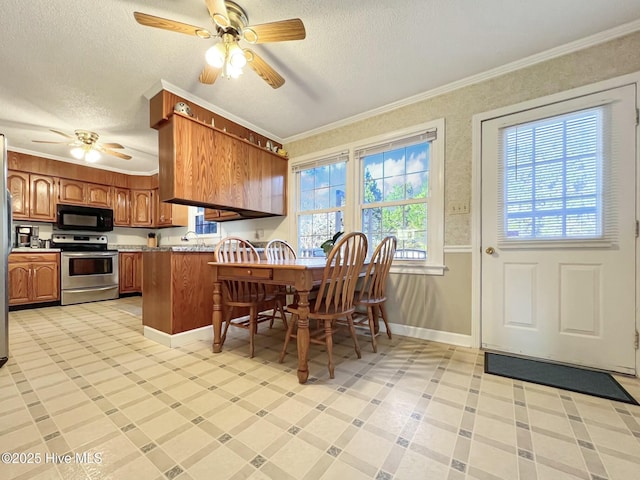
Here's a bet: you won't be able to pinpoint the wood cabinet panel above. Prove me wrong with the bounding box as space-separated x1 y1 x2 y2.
155 190 188 227
9 151 130 188
30 175 56 221
8 171 29 219
31 263 59 302
86 183 111 207
142 251 215 334
113 187 130 226
203 208 242 222
131 190 153 227
158 113 287 217
8 253 59 306
8 263 31 304
149 89 282 151
58 178 86 205
119 252 142 293
8 172 55 222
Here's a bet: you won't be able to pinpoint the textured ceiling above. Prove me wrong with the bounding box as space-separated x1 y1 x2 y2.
1 0 639 174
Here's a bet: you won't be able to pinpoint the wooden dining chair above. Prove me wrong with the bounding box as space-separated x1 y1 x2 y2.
214 236 284 358
351 235 397 352
265 239 297 262
279 232 368 378
265 239 297 326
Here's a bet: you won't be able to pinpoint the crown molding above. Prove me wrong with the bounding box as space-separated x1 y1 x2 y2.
283 19 640 144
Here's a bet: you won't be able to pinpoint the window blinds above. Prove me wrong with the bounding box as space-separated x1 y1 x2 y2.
354 129 437 160
497 105 618 245
292 151 349 173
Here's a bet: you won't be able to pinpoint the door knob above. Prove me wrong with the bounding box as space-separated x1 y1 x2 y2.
485 247 495 255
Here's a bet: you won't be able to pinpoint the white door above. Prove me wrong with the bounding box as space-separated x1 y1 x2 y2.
481 84 637 374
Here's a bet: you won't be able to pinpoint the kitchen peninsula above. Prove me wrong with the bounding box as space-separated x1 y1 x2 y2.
141 244 272 347
142 247 216 346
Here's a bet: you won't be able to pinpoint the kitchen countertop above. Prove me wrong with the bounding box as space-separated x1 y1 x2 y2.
112 244 265 253
113 244 217 252
11 247 61 253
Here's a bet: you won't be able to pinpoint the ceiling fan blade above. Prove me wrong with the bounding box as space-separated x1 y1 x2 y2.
99 142 125 149
49 129 75 139
243 18 306 44
133 12 212 39
199 64 221 85
204 0 230 28
32 140 69 144
244 49 285 89
101 148 132 160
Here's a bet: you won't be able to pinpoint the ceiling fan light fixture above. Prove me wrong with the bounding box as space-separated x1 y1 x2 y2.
84 148 101 163
228 43 246 68
225 63 243 78
70 146 85 160
205 43 226 68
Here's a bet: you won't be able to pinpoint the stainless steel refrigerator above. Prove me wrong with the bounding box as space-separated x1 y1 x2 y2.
1 134 9 368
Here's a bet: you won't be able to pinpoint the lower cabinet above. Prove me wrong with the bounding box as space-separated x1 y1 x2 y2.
8 253 60 306
119 252 143 294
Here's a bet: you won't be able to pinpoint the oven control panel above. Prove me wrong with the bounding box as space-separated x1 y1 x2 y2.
52 234 108 245
51 234 110 251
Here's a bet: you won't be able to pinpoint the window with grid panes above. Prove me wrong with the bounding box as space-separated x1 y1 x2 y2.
357 128 441 267
295 153 347 258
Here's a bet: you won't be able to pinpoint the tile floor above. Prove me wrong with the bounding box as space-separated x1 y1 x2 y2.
1 297 640 480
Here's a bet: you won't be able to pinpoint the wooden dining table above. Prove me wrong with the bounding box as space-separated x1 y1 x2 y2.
208 258 330 384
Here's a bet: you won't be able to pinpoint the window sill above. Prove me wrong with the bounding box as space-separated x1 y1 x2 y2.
390 264 446 276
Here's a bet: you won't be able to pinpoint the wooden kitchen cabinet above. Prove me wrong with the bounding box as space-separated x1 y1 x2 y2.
119 252 142 294
158 113 287 218
204 208 243 222
57 178 86 205
8 253 59 306
8 171 30 219
155 189 188 227
131 189 154 227
113 187 131 226
8 171 56 221
86 183 111 207
142 250 215 334
58 179 111 207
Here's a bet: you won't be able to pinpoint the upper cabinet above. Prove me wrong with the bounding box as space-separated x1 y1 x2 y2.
158 113 287 218
155 190 188 227
9 171 56 222
86 183 111 207
113 187 131 226
58 178 86 205
58 179 111 207
8 171 29 218
131 189 154 227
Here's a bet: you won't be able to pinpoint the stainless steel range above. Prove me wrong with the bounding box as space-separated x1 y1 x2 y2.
52 234 119 305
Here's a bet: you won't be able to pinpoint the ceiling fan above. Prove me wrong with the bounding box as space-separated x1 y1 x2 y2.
33 129 132 162
134 0 306 89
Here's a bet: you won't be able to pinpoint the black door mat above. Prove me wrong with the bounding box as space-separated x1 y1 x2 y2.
484 352 638 405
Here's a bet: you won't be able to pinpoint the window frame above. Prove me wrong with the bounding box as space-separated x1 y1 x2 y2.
188 206 221 239
292 152 349 258
497 106 610 247
289 118 445 275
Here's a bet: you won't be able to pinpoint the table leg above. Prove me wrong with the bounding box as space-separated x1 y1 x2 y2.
296 289 310 384
212 281 223 353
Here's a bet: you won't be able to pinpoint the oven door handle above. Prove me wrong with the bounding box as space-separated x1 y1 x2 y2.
65 286 118 294
62 252 117 257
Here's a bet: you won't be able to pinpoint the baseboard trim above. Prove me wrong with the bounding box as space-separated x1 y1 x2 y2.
143 325 213 348
143 321 471 349
386 322 472 347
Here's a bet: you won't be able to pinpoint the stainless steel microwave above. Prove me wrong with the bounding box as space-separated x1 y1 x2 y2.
56 204 114 232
